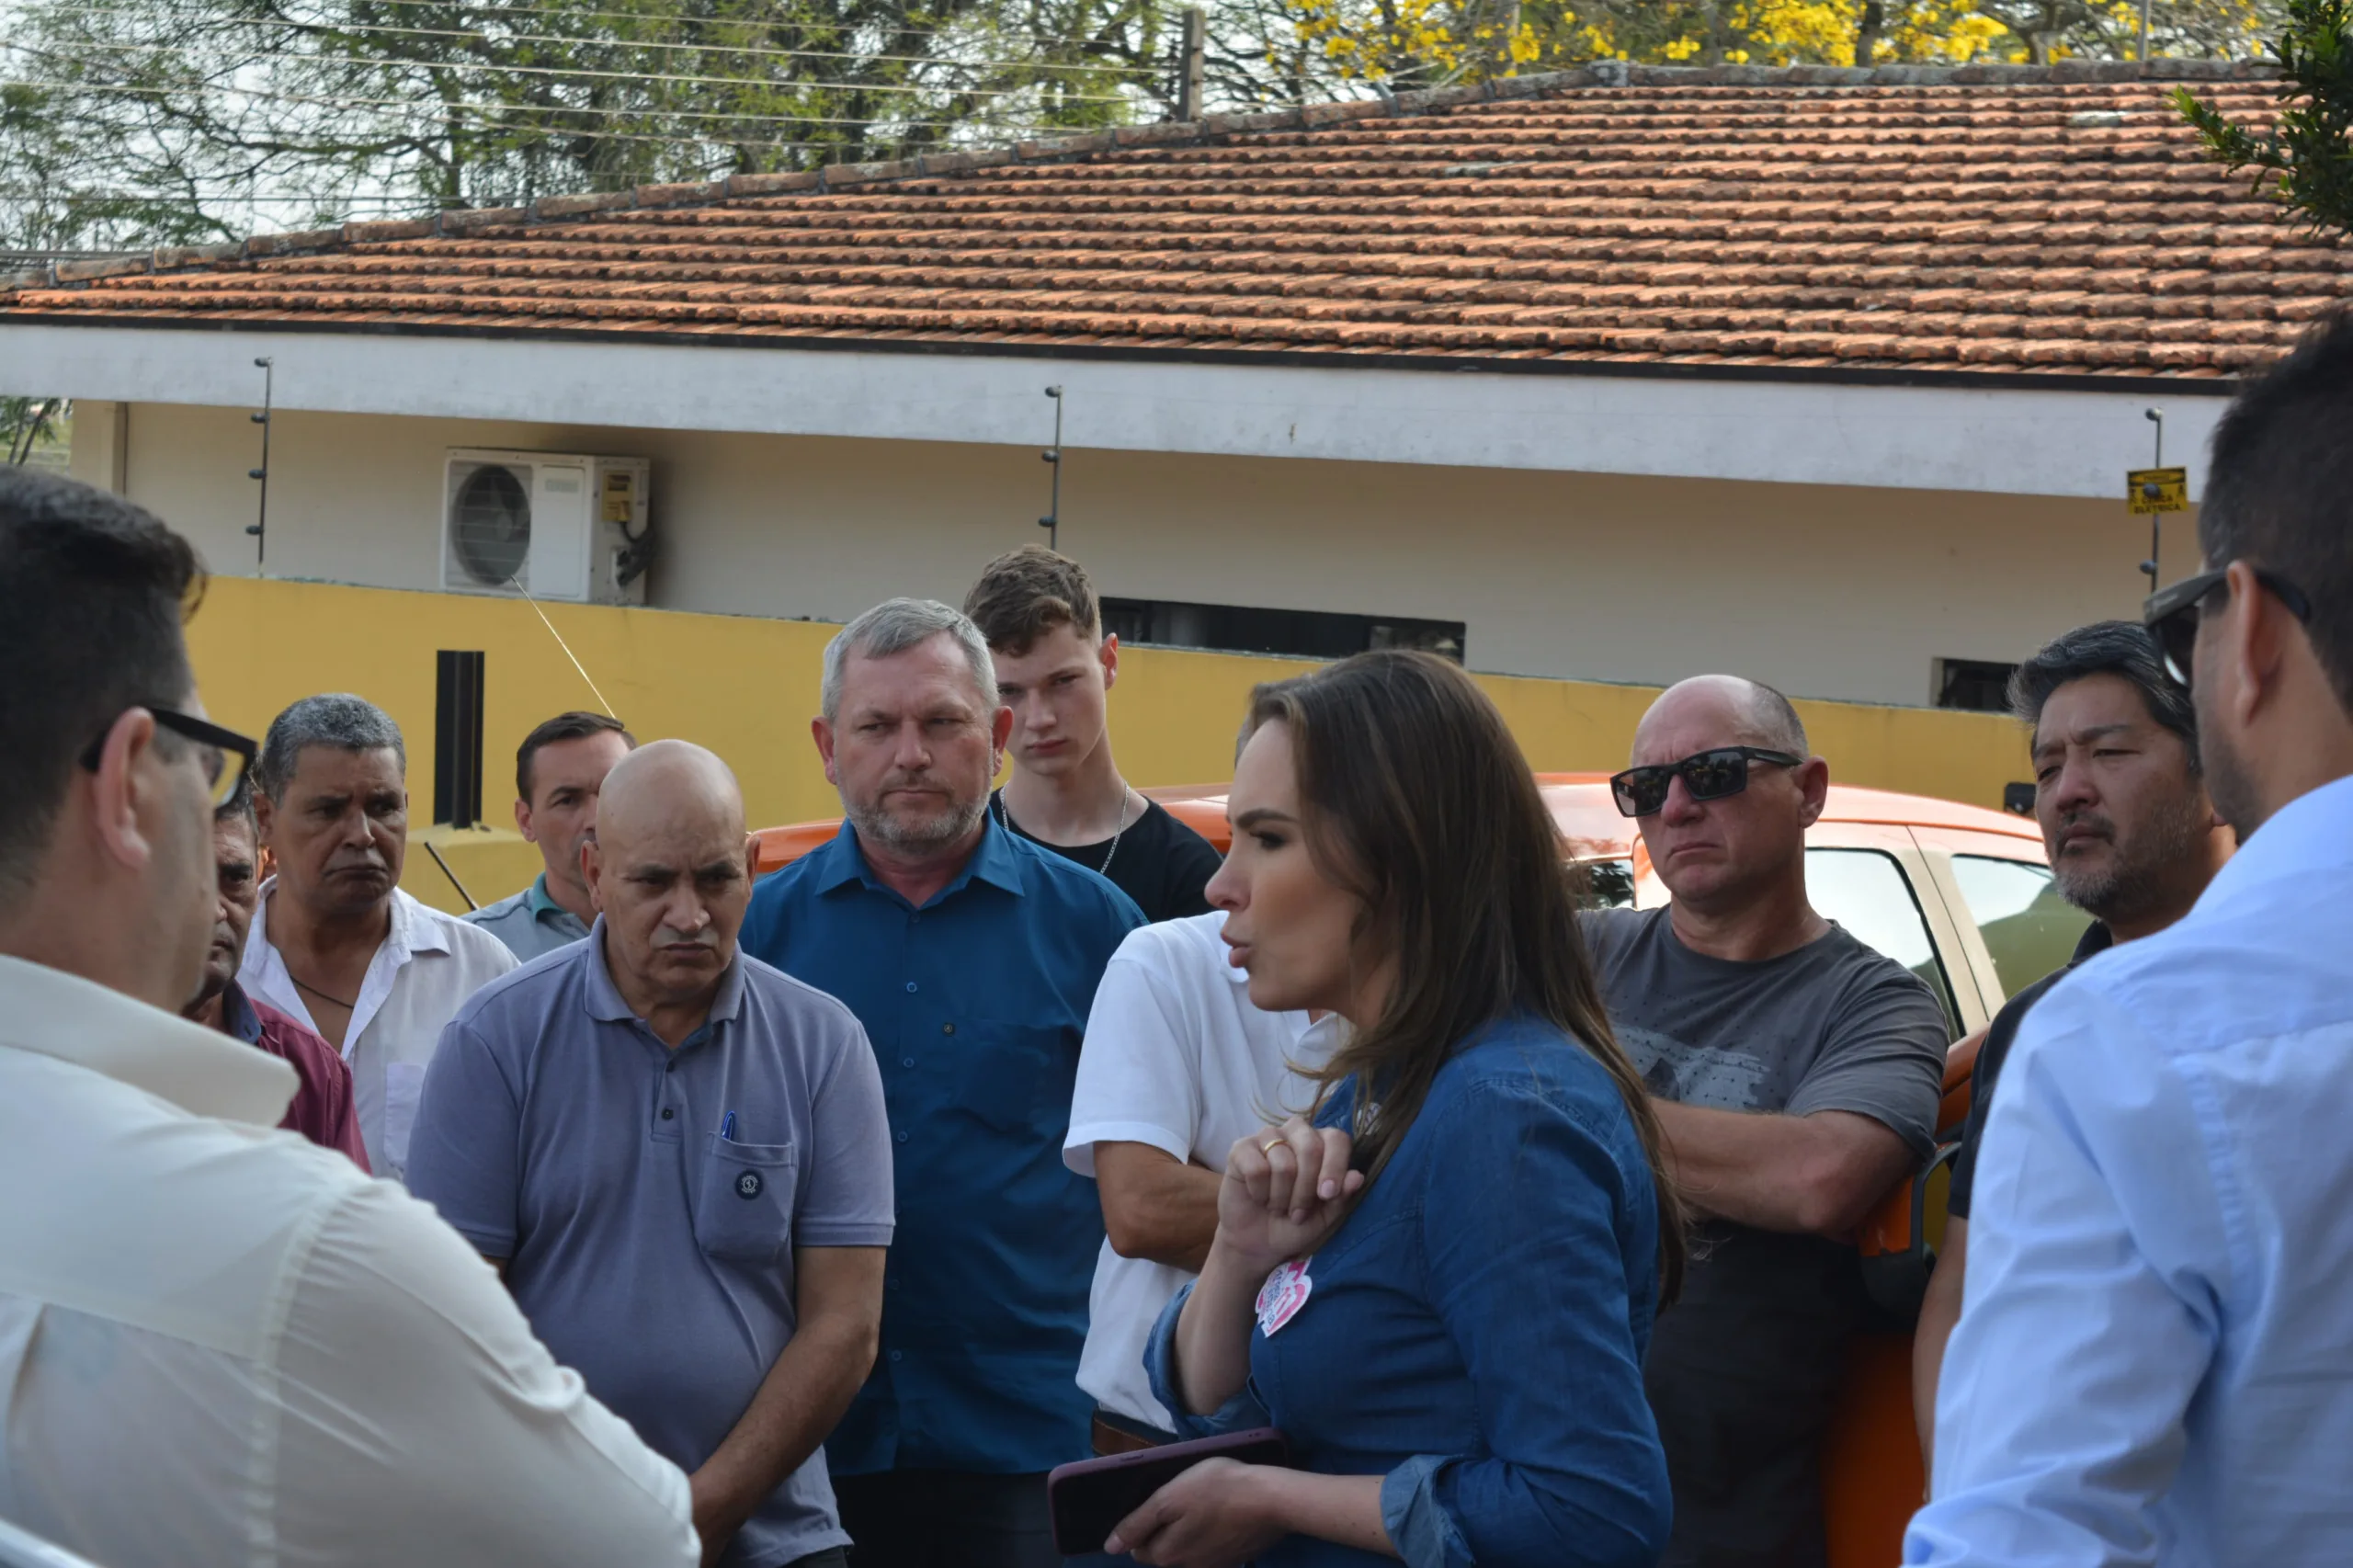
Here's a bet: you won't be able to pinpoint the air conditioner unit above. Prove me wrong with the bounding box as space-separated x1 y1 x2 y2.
440 449 651 605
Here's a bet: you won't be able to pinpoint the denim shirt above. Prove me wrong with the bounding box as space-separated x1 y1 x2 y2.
1146 1015 1672 1568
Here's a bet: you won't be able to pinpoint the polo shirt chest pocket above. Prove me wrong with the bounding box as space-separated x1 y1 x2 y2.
693 1134 798 1267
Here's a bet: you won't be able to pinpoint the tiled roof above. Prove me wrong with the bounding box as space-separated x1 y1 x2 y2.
3 61 2337 386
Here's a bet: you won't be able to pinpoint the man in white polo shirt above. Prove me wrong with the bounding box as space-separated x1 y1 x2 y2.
242 693 516 1182
0 468 697 1568
1064 908 1342 1451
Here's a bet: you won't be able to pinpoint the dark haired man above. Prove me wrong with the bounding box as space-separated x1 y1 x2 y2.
0 468 698 1568
466 710 638 961
1910 620 2230 1473
185 781 370 1167
1908 314 2353 1562
963 545 1221 923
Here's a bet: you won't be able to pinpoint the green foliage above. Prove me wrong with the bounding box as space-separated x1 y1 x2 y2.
2177 0 2353 240
0 0 1181 251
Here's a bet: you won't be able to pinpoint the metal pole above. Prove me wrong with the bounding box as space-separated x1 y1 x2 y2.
1179 6 1205 122
2138 0 2152 62
2143 407 2165 595
245 357 273 572
1040 386 1064 551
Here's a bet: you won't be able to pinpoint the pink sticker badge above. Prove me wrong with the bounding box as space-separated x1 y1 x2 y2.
1255 1256 1314 1338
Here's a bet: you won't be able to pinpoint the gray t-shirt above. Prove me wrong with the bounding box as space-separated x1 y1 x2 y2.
408 926 896 1568
1584 906 1947 1568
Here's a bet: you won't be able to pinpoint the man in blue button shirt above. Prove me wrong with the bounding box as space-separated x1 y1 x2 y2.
741 598 1145 1568
1908 314 2353 1563
411 741 895 1568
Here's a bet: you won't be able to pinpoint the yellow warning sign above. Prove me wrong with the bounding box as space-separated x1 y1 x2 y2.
2127 467 2188 516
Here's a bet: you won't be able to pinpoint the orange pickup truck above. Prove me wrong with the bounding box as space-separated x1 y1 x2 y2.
754 775 2083 1565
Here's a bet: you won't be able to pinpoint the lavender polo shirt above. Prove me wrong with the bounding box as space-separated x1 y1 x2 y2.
408 923 894 1568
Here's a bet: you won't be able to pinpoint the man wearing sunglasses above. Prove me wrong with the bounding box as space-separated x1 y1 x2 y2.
1587 675 1949 1568
1908 321 2353 1563
0 470 700 1568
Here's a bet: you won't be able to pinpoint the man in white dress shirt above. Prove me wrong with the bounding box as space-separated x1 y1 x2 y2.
0 467 698 1568
1064 909 1342 1451
242 693 515 1182
1907 314 2353 1563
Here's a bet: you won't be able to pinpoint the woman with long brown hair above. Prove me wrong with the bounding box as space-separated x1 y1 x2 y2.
1104 651 1682 1568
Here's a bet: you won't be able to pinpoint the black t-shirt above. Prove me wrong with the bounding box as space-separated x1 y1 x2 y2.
1584 906 1949 1568
1946 921 2113 1221
991 793 1222 925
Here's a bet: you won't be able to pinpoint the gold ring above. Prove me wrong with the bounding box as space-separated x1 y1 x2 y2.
1258 1137 1284 1154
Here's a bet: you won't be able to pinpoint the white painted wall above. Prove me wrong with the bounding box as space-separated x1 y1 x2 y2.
2 324 2223 500
102 401 2165 708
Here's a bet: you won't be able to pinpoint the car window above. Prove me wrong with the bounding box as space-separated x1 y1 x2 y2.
1805 847 1961 1034
1949 854 2095 1000
1577 858 1636 910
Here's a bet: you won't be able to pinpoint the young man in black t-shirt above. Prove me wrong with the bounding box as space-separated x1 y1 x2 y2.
1911 619 2233 1479
962 546 1222 923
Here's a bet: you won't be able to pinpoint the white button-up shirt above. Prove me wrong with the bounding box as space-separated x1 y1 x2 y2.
1908 772 2353 1566
0 953 698 1568
242 881 516 1181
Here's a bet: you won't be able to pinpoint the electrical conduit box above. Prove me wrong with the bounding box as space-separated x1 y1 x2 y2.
441 449 651 605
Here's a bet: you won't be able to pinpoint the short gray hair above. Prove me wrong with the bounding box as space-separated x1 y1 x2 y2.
255 693 406 801
1746 681 1809 757
821 599 997 723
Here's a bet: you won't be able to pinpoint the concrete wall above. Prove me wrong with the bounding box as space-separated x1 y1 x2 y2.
105 400 2168 709
186 577 2032 916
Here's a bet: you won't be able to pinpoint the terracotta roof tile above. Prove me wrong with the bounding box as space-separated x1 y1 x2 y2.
4 62 2336 382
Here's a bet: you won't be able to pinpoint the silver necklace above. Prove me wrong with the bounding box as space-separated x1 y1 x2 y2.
995 789 1135 878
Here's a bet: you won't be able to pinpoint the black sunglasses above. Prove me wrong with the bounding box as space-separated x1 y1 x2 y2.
79 706 259 808
2143 564 2313 688
1610 746 1803 818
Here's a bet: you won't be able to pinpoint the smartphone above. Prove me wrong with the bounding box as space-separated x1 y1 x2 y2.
1045 1427 1291 1556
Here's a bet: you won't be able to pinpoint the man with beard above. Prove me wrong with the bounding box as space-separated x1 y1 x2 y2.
411 742 894 1568
184 779 369 1166
240 694 515 1181
740 598 1144 1568
1907 314 2353 1562
1910 620 2231 1472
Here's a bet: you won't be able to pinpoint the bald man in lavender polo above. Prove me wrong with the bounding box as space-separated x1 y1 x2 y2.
409 741 894 1568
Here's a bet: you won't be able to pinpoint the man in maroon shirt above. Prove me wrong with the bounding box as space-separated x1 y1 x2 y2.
184 782 370 1169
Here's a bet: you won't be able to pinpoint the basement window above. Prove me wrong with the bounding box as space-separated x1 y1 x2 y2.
1100 597 1465 664
1934 657 2018 713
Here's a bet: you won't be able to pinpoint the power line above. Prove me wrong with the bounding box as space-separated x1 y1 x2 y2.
17 0 1165 51
25 3 1164 74
1 38 1150 99
2 73 1077 142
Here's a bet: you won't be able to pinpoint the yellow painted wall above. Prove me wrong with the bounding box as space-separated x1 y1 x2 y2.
188 577 2030 915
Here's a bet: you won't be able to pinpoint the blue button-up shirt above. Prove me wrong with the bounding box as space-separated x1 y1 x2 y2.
1907 773 2353 1567
1145 1016 1672 1568
741 818 1144 1475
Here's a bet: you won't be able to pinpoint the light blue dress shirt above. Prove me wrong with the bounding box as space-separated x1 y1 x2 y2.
1906 773 2353 1567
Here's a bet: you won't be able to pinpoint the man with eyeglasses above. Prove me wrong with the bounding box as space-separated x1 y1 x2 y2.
1586 674 1949 1568
1906 320 2353 1562
0 469 699 1567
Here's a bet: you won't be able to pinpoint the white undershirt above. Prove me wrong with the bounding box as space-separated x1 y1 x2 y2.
1063 912 1343 1428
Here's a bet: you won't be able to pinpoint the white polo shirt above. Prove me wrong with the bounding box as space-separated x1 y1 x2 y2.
1063 912 1343 1429
242 881 517 1182
0 953 698 1568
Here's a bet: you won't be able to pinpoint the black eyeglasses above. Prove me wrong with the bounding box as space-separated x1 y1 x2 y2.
1610 746 1803 818
79 706 258 808
2143 564 2313 689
